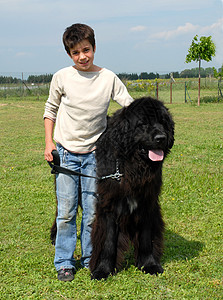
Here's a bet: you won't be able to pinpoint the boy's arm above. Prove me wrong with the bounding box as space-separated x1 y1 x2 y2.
44 118 56 162
112 75 133 107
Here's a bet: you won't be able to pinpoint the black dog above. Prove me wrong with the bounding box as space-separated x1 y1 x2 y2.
89 97 174 280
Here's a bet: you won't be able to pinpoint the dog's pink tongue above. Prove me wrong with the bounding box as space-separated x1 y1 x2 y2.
149 150 164 161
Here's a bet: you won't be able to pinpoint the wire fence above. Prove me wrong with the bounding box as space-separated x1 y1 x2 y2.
127 78 222 104
0 73 222 104
0 82 50 99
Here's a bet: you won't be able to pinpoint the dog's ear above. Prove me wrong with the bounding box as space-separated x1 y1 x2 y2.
104 108 136 158
123 99 148 130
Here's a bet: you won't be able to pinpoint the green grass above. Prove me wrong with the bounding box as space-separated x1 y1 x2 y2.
0 95 222 299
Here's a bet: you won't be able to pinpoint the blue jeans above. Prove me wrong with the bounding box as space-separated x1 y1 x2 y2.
54 144 97 271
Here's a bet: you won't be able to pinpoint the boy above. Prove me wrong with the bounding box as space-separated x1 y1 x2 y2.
44 23 133 281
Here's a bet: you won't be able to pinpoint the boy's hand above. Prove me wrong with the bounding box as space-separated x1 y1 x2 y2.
44 118 56 162
45 142 56 162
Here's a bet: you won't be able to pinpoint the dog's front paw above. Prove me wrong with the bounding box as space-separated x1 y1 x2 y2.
141 263 163 275
91 269 110 280
138 255 164 275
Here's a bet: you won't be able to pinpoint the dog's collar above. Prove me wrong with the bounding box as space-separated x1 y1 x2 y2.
100 159 123 181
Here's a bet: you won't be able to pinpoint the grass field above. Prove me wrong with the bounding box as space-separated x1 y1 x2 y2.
0 93 222 299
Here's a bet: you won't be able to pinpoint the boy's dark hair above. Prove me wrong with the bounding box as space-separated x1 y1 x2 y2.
63 23 95 55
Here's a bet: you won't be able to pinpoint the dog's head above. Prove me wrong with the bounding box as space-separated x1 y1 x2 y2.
108 97 174 162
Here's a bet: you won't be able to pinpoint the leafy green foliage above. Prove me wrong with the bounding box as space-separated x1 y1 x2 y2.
213 65 223 80
27 74 53 83
185 35 216 63
0 97 222 299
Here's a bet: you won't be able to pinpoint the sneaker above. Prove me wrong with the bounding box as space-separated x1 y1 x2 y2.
57 268 75 282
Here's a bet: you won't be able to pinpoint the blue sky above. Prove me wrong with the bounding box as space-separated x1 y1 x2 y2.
1 0 222 78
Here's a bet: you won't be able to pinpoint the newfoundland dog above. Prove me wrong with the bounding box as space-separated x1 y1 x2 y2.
89 96 174 280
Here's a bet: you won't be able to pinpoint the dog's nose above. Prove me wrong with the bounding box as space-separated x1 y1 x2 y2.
154 134 166 144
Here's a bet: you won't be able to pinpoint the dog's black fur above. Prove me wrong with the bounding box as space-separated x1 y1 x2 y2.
89 97 174 280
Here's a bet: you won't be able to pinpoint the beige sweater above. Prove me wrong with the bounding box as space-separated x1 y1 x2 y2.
43 66 133 153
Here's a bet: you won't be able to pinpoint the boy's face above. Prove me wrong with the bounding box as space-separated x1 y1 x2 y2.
69 39 96 72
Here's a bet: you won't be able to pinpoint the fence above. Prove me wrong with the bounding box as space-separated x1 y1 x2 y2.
127 78 222 104
0 82 50 99
0 75 222 104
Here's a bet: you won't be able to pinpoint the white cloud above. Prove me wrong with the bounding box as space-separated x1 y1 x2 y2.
149 18 223 41
201 18 223 34
150 23 199 40
130 26 147 32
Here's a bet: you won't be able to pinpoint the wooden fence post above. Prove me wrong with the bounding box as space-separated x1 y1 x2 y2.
156 82 158 99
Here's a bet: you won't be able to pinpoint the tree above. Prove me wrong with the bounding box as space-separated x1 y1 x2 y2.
185 35 216 105
139 72 149 79
205 67 214 77
213 65 223 80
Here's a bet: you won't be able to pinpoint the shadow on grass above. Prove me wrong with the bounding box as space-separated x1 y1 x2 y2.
162 229 204 263
121 229 204 270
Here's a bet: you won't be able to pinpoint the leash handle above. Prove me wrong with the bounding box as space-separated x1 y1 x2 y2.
47 150 99 178
47 150 60 174
52 149 60 166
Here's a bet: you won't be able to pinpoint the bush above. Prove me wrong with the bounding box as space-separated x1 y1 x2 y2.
200 96 222 103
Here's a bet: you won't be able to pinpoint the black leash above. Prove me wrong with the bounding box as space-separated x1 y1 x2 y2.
47 150 123 181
